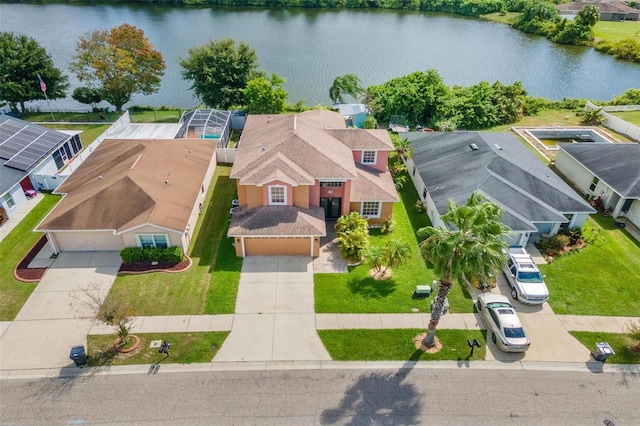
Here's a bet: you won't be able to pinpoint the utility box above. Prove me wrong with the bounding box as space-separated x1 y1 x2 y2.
69 345 87 367
592 342 615 362
414 285 431 297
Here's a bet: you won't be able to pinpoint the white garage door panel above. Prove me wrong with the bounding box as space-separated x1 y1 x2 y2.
54 232 124 251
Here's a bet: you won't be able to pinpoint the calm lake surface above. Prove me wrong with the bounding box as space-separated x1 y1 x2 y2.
1 3 638 110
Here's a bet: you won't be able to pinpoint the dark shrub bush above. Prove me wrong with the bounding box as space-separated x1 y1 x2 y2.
120 246 184 264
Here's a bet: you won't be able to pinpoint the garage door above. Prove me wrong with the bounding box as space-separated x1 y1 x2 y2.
53 231 124 251
244 237 310 256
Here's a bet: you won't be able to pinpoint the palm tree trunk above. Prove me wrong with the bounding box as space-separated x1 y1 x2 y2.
422 280 452 348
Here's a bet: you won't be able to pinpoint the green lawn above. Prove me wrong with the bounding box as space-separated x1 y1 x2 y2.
611 110 640 126
480 12 519 25
314 172 474 314
570 331 640 364
0 193 61 320
86 331 229 366
318 329 486 361
106 165 241 316
594 20 640 42
540 214 640 316
20 109 183 124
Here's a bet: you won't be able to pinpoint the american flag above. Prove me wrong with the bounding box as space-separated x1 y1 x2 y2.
37 74 47 93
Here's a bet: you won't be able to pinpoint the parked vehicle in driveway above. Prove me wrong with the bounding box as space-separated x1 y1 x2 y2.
503 246 549 305
476 293 530 352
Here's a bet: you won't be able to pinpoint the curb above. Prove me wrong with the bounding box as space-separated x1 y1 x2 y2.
1 359 638 381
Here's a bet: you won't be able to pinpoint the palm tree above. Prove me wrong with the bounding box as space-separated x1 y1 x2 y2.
418 191 511 348
391 135 413 163
382 239 412 274
329 74 364 104
335 212 370 263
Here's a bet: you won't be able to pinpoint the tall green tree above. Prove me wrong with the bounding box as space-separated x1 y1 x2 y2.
418 191 510 348
70 24 165 112
0 32 68 113
329 74 365 104
181 38 261 109
243 73 288 114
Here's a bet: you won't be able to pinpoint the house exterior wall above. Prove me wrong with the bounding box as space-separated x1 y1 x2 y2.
1 184 28 219
351 150 389 172
245 185 264 209
342 180 352 215
234 236 320 257
555 149 595 197
121 225 184 250
261 180 292 206
292 185 310 209
48 231 124 252
180 159 217 251
625 200 640 229
348 201 393 225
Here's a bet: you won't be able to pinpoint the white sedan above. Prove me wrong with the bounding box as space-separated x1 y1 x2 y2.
477 293 530 353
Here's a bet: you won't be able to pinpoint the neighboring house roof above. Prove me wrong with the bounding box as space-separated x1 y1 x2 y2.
557 0 638 13
231 110 393 184
228 205 326 236
560 143 640 198
406 132 595 232
336 104 368 116
0 116 70 195
36 138 215 233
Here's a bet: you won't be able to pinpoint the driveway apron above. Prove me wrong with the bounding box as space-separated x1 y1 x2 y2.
214 256 331 362
0 252 121 370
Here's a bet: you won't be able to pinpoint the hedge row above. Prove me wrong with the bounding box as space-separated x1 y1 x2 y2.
120 246 184 264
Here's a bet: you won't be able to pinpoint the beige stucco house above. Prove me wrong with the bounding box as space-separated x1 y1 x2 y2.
36 138 217 253
555 143 640 229
228 110 399 257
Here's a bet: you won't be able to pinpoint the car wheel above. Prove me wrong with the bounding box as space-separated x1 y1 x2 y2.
476 301 482 311
492 332 497 344
511 288 518 300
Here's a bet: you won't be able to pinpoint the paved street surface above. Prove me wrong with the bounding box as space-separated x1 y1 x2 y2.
1 367 638 424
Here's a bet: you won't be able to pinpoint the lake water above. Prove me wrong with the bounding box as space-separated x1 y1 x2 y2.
1 3 638 110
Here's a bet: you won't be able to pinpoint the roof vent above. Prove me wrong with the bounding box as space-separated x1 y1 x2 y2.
260 146 266 152
189 149 192 154
494 144 503 150
469 143 479 151
165 180 169 185
98 174 103 180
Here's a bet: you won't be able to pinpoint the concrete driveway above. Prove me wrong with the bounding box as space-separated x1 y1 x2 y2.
483 274 591 363
214 256 331 362
0 252 121 370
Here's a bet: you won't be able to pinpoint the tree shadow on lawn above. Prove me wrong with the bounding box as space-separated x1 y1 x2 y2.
347 276 397 298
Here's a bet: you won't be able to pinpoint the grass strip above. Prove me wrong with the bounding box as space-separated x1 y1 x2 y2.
570 331 640 364
0 193 60 320
87 331 229 366
318 329 486 361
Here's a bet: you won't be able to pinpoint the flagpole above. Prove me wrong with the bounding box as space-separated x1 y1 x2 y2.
37 74 54 121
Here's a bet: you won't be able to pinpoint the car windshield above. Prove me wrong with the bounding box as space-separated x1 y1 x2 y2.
517 271 543 283
504 327 526 338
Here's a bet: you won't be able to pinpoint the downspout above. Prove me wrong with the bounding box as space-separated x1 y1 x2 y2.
241 236 246 258
46 232 59 255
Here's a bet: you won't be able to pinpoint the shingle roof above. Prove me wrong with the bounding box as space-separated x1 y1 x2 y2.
405 132 595 232
36 138 215 233
560 143 640 198
231 110 393 183
228 205 326 236
350 163 400 202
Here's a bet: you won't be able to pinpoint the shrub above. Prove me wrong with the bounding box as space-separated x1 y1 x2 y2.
557 227 583 246
119 246 184 264
380 215 395 234
625 319 640 344
415 199 426 213
547 234 570 252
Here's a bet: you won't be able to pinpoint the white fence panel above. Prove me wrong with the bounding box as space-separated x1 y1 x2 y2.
585 102 640 142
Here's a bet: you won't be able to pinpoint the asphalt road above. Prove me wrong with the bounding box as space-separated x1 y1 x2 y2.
1 367 639 425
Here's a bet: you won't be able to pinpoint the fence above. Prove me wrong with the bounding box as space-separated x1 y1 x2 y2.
585 101 640 142
215 148 237 164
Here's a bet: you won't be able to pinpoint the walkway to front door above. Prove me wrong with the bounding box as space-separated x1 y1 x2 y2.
213 256 331 362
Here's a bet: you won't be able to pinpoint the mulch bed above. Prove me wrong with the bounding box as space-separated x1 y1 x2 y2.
118 257 191 275
14 235 49 282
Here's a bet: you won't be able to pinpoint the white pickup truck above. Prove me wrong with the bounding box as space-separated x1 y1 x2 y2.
503 246 549 305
